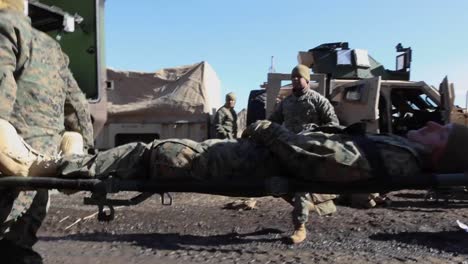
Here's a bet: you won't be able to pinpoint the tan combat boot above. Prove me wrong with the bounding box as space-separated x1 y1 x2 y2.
289 224 307 244
0 119 61 177
60 131 84 155
29 132 85 177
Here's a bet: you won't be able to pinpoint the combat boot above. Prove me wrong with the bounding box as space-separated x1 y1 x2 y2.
0 119 59 177
60 131 84 155
28 132 85 177
289 223 307 244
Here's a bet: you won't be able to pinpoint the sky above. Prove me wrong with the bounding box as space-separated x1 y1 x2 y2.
105 0 468 112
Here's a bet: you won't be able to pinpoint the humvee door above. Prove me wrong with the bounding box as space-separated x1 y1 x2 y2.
439 76 454 124
330 77 381 132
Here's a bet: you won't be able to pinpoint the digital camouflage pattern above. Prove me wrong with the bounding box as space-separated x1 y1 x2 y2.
0 10 93 248
286 193 337 226
213 106 238 139
59 121 425 194
60 138 283 183
269 88 339 224
247 120 423 182
269 88 339 134
245 121 423 218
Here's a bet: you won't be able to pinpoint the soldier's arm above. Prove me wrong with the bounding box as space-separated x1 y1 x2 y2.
232 111 238 138
246 120 337 169
60 52 94 150
268 100 284 124
314 94 339 126
0 21 21 121
213 109 228 137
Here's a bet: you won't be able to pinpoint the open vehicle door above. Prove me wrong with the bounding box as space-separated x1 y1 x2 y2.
29 0 107 136
439 76 454 124
330 77 381 132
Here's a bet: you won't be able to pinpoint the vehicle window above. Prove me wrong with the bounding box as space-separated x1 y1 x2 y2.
390 87 442 135
419 94 437 108
391 88 438 111
345 85 362 101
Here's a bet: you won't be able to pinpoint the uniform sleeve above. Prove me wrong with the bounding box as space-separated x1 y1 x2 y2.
248 120 335 160
60 52 95 150
213 108 227 138
248 120 351 181
314 94 339 126
268 100 284 124
232 111 238 138
0 22 20 121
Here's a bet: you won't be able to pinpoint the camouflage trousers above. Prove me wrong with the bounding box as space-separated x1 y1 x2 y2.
0 190 49 248
59 138 204 181
284 192 337 226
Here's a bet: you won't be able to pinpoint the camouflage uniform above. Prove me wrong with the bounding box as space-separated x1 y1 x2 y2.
269 88 339 225
269 89 339 133
213 106 238 139
60 138 282 182
59 122 425 193
0 10 93 251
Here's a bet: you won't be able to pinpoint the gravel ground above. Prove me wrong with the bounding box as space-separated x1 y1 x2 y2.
36 190 468 264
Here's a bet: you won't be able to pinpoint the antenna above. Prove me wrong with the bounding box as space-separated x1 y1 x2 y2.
268 56 276 73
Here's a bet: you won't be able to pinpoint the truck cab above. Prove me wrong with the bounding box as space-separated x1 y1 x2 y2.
254 42 462 136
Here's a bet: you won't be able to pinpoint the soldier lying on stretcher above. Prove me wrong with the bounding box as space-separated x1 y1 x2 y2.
0 119 466 242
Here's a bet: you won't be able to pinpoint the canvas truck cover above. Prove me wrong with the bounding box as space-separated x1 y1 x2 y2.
106 61 221 123
95 62 222 149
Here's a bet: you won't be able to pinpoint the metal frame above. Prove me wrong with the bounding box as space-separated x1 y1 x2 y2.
0 172 467 221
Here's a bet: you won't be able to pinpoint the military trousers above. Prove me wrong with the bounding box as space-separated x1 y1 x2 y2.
59 139 201 181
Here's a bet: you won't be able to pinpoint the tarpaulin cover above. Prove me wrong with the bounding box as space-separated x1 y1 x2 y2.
106 61 221 123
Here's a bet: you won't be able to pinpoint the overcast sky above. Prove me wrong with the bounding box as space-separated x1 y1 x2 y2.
105 0 468 111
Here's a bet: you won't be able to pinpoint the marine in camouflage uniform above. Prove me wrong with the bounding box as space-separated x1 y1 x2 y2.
30 122 461 246
0 5 93 262
57 119 427 186
269 64 339 243
268 86 338 133
213 92 238 139
58 119 427 191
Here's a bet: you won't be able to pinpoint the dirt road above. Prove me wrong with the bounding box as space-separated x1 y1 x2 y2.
36 190 468 264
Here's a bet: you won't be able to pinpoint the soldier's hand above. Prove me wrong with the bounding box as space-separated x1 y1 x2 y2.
242 120 272 141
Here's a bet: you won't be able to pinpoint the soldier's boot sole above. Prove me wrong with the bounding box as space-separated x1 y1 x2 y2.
0 119 36 176
0 118 67 177
28 132 85 177
60 131 84 155
0 151 30 176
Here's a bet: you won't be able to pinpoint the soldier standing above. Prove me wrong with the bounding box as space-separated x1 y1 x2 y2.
269 64 339 244
213 92 238 139
0 1 93 263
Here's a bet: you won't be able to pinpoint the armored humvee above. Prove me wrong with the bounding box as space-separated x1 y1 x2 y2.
248 42 466 136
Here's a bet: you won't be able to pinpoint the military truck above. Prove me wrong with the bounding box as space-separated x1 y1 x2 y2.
28 0 108 138
28 0 222 149
248 42 466 136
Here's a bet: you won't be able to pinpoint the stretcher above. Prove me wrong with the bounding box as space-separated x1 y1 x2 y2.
0 172 467 221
